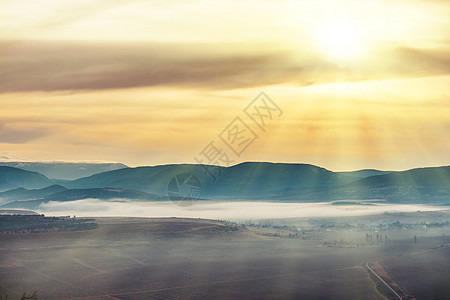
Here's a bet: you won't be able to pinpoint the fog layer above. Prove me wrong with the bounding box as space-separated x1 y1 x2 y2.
38 199 445 220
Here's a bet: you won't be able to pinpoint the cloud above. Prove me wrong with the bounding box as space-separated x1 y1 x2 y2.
0 152 28 161
0 73 449 169
0 123 50 144
1 41 450 93
0 41 294 92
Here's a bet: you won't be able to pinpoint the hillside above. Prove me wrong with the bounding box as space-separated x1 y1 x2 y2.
336 169 391 178
0 166 52 191
268 166 450 203
67 164 224 195
0 161 128 180
1 163 449 207
347 166 450 188
0 184 67 203
65 162 450 202
1 187 165 210
205 162 356 198
66 162 357 198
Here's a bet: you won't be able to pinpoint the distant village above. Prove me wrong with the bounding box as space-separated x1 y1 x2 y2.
234 211 450 246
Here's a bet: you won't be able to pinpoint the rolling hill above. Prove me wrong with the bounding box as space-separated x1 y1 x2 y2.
65 162 357 198
0 184 67 203
66 164 223 195
0 161 128 180
1 187 165 210
64 162 450 202
204 162 356 198
268 166 450 203
1 163 449 208
346 166 450 188
336 169 391 178
0 166 53 191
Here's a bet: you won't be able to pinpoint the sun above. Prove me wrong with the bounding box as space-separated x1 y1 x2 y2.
315 18 366 61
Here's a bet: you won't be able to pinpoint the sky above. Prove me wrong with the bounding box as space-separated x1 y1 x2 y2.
0 0 449 170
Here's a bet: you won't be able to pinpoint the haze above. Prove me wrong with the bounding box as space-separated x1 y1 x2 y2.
1 0 449 170
38 199 445 220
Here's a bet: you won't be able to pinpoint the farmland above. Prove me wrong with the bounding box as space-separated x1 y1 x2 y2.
380 244 450 299
0 216 449 299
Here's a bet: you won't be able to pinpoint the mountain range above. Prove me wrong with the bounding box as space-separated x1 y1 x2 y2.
0 166 53 191
0 161 128 180
0 162 449 210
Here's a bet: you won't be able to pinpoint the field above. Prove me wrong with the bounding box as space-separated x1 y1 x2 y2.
380 244 450 299
0 217 449 299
